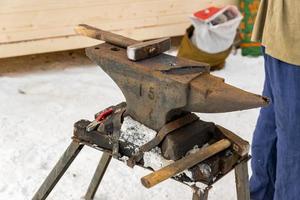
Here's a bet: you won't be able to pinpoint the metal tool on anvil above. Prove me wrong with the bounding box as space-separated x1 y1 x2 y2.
86 107 113 132
75 24 171 61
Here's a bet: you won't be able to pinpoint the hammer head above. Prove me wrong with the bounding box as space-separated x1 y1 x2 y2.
127 38 171 61
75 24 171 61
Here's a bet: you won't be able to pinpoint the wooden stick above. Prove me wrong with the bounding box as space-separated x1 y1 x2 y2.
75 24 137 48
141 139 231 188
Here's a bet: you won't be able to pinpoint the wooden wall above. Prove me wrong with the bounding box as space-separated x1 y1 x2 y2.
0 0 238 58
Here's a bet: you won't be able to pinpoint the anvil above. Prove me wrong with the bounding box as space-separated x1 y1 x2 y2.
86 43 268 131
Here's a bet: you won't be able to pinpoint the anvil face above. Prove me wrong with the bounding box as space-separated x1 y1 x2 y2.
86 43 268 130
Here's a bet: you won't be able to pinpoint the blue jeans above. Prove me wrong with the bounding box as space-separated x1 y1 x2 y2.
250 49 300 200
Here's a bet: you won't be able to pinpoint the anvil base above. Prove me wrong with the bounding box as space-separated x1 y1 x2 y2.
32 109 251 200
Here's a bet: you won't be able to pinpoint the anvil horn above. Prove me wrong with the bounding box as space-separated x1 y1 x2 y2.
85 43 269 130
185 73 269 113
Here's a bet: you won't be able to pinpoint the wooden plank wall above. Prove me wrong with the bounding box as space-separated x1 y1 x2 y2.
0 0 238 58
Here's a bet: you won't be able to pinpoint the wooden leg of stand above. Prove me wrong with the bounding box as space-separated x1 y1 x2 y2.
85 152 112 200
192 191 209 200
235 161 250 200
32 140 84 200
192 186 209 200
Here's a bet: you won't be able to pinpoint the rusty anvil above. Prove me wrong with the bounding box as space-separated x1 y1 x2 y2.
76 25 269 131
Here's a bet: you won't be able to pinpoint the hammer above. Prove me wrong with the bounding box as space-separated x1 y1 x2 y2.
75 24 171 61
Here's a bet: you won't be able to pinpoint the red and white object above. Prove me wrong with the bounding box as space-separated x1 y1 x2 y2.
194 7 222 20
190 6 243 54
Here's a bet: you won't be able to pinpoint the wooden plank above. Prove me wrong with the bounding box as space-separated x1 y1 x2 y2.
0 23 188 58
0 0 213 42
0 14 190 42
0 0 238 58
0 35 99 58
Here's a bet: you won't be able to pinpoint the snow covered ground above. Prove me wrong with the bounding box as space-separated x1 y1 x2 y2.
0 51 265 200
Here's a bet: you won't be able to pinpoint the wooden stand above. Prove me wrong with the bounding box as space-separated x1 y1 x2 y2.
32 137 250 200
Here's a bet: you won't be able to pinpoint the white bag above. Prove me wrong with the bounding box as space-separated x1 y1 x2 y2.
190 5 243 54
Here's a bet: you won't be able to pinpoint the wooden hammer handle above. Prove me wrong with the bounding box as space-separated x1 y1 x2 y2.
141 139 231 188
75 24 138 48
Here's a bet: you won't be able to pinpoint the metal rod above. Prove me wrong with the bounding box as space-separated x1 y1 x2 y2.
234 160 250 200
85 152 112 200
32 140 84 200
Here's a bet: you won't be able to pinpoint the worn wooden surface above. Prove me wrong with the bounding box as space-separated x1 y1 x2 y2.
217 125 250 157
0 49 92 75
0 0 238 58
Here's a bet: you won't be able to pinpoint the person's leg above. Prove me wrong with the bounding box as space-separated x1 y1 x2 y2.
250 51 277 200
269 58 300 200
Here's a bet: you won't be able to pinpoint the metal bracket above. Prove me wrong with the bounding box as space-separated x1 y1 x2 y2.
127 113 199 167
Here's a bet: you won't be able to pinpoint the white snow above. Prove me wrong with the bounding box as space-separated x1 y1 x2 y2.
120 116 157 148
120 117 209 181
120 116 174 171
0 50 265 200
143 147 174 171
